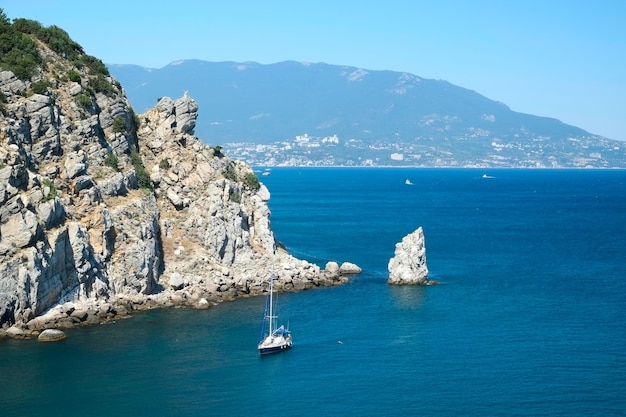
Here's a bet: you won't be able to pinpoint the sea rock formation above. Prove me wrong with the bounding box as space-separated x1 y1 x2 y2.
325 261 362 275
339 262 362 274
0 35 358 339
388 227 429 285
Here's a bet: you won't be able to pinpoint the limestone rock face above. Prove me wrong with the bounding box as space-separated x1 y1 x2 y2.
0 38 357 337
388 227 429 285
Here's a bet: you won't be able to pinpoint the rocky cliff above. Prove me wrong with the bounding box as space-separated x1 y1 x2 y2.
0 33 350 339
388 227 430 285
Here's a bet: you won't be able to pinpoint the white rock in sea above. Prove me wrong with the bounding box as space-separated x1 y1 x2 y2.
388 227 429 285
325 261 340 274
339 262 362 274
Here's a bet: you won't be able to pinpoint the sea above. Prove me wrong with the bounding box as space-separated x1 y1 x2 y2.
1 168 625 417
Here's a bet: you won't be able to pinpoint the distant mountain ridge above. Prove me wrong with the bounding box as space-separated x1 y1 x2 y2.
109 60 626 168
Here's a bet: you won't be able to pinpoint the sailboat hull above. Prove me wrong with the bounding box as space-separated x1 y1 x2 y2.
258 335 293 355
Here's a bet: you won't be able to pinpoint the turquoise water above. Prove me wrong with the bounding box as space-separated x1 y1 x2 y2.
1 168 625 416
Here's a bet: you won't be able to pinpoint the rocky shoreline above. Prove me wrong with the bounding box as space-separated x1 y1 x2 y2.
0 258 361 341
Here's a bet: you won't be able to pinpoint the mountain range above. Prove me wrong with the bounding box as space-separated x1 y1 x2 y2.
109 60 626 168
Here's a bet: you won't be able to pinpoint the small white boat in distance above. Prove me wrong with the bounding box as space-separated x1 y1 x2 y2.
482 174 495 179
405 178 414 185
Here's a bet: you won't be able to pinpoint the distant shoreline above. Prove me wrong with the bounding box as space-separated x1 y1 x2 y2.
253 165 625 170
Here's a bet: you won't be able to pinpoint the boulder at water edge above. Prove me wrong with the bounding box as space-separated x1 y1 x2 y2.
38 329 67 342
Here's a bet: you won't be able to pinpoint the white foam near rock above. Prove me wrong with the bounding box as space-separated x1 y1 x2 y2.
388 227 429 285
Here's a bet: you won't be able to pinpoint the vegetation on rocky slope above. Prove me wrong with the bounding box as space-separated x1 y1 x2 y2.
0 9 108 80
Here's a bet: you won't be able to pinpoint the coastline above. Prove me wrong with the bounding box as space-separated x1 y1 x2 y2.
0 259 353 341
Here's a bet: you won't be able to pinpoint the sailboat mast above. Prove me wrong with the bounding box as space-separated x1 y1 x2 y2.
268 274 274 335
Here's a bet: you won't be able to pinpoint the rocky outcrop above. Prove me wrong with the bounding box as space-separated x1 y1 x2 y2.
326 261 362 275
339 262 362 274
388 227 430 285
0 37 358 339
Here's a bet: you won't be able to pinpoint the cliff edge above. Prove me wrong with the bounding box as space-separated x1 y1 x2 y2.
0 20 352 339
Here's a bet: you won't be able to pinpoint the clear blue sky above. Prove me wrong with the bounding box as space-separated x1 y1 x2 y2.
2 1 624 141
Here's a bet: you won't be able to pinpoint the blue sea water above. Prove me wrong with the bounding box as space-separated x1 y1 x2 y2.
1 168 625 416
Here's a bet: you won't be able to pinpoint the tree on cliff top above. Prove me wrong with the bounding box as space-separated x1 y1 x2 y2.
0 8 109 80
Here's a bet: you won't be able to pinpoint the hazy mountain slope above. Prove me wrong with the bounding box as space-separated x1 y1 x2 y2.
109 60 625 168
111 60 589 142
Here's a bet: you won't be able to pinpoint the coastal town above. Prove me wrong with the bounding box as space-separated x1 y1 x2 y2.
222 132 626 168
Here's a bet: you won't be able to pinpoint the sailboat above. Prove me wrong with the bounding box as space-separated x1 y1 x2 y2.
257 273 292 354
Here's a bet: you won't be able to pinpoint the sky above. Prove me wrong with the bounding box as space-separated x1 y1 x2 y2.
1 1 625 141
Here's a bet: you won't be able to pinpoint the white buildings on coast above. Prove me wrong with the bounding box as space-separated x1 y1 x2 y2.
221 132 620 168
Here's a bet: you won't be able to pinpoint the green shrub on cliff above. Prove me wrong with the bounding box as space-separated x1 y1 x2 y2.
130 109 140 133
0 13 41 80
104 151 119 171
78 54 109 77
212 145 223 157
229 191 241 203
11 17 43 34
11 16 84 66
131 150 151 190
74 92 92 110
67 69 81 82
88 75 116 96
243 172 260 190
41 178 57 202
112 117 127 134
224 166 237 182
159 158 171 170
0 90 6 115
31 80 50 94
38 25 83 60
